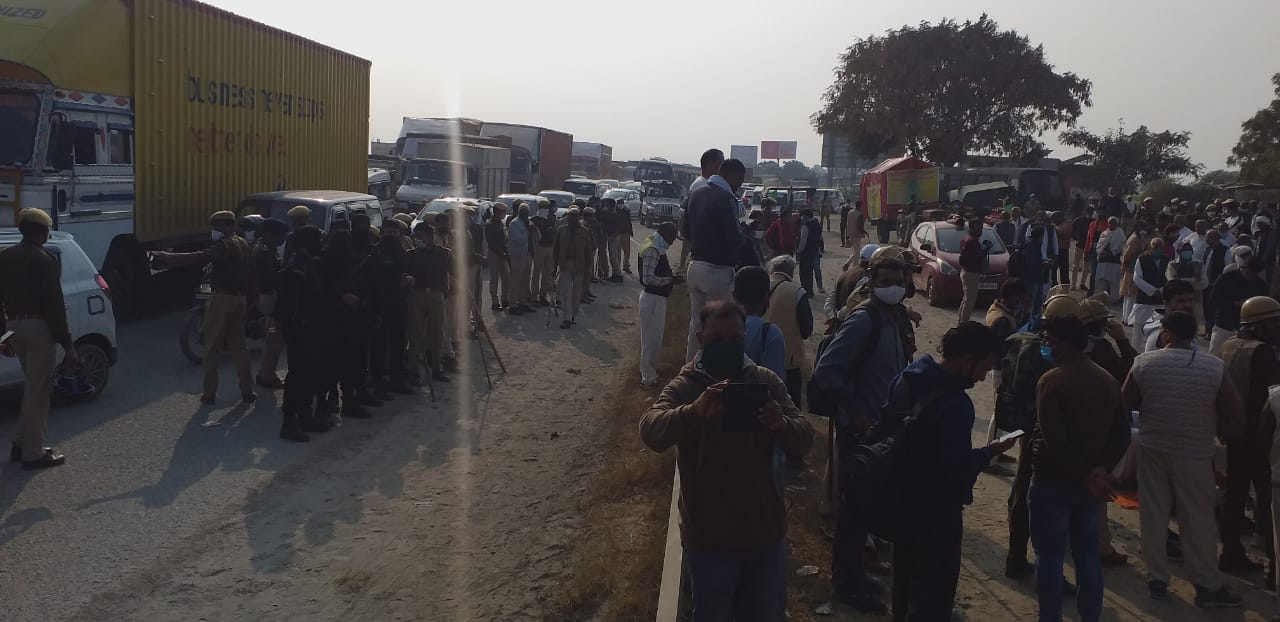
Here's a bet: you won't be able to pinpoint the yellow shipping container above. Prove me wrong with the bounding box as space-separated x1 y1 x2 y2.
131 0 370 241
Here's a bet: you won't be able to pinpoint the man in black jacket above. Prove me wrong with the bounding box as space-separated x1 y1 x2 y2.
683 158 747 362
796 208 824 294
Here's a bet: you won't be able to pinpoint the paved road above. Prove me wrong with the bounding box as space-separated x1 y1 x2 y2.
0 288 350 617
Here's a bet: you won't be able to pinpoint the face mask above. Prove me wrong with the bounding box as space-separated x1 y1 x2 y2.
700 338 744 379
1151 249 1164 259
211 230 225 241
1039 343 1055 364
1180 250 1193 261
873 285 906 306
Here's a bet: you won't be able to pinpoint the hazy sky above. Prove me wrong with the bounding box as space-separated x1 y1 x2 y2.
206 0 1280 171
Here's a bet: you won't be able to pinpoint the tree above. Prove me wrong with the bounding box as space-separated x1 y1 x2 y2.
754 161 780 178
780 160 815 184
1059 123 1202 191
1229 74 1280 186
812 14 1091 166
1199 169 1241 188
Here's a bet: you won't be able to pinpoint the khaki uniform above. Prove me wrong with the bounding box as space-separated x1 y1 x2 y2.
406 244 452 372
201 235 254 398
0 241 72 461
554 223 591 319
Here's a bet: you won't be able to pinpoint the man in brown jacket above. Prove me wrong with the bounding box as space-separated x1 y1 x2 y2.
554 208 592 328
640 300 813 620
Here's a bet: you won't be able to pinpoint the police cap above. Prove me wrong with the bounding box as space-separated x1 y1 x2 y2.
210 210 236 226
17 208 52 227
288 205 310 220
383 218 406 232
392 213 414 226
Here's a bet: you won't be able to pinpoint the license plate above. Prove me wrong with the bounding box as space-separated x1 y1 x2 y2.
978 282 997 290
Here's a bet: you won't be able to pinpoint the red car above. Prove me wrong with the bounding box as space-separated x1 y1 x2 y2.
908 221 1010 306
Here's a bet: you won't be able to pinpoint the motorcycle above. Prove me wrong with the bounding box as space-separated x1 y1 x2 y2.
179 278 267 364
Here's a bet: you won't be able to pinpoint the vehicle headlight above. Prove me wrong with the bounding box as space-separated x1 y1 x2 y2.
938 260 958 275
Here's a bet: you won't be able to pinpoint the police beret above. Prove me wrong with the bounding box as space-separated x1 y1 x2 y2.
261 218 288 235
288 205 310 219
210 210 236 225
392 213 414 225
17 208 52 227
383 219 406 231
583 207 596 215
537 198 550 207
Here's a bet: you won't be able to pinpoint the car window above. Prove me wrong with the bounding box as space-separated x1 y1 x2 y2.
935 226 1007 254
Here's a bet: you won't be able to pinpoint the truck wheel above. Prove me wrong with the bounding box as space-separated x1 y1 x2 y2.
180 307 206 364
104 267 137 320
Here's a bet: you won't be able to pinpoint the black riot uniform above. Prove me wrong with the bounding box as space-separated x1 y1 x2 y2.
272 226 333 441
369 225 413 393
320 225 377 418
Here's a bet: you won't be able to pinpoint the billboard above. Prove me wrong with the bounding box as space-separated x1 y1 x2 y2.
760 140 798 160
730 145 758 168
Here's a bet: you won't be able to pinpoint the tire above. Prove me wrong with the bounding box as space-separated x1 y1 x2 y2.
69 342 111 400
180 307 206 364
926 277 942 307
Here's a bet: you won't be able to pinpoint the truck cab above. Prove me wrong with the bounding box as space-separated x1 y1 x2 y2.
394 158 477 212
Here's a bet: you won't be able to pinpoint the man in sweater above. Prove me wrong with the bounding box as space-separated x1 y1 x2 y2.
796 208 824 296
484 204 514 313
640 300 813 621
684 159 748 362
1123 311 1245 608
1210 252 1270 354
506 201 536 313
1131 238 1170 352
958 219 991 326
764 255 815 408
637 223 679 386
1030 294 1132 622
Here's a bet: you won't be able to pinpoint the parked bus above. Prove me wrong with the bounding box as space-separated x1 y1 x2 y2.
938 167 1065 213
629 158 700 192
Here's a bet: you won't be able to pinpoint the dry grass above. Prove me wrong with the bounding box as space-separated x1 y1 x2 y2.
546 287 691 621
784 418 840 621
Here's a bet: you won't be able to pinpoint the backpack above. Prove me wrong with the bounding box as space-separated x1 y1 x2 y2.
845 381 955 542
807 304 882 418
993 332 1051 433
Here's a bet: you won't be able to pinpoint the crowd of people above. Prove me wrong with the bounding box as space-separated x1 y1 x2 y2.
637 150 1280 622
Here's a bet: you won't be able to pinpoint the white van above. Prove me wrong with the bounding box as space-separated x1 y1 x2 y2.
0 230 118 400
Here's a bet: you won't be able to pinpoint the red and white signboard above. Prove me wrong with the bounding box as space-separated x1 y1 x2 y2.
760 140 798 160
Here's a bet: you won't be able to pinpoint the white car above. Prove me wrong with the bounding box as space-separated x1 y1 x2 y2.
538 190 578 211
603 187 643 216
0 230 117 400
496 193 569 220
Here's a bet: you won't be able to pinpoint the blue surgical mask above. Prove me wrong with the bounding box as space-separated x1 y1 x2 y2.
1039 344 1055 364
1180 250 1194 261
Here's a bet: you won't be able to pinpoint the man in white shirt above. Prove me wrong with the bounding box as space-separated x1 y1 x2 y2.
1131 237 1169 351
1093 217 1127 301
1177 220 1212 262
1141 279 1198 353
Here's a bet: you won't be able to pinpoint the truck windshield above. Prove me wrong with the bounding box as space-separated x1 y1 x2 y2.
563 180 599 196
0 90 40 167
406 161 452 184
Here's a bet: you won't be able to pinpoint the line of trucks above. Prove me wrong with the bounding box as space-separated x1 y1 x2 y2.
0 0 576 317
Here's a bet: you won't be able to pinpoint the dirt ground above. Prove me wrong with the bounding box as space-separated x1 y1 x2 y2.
784 231 1278 622
69 272 648 621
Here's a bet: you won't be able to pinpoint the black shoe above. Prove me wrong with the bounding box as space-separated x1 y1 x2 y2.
279 422 311 442
10 443 20 463
623 267 632 274
1194 584 1244 608
1005 558 1035 579
342 404 372 419
835 591 887 615
431 371 451 383
22 449 65 470
1220 553 1264 574
241 391 257 404
1148 580 1170 601
491 302 502 311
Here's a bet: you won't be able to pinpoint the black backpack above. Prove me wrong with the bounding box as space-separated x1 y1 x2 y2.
846 382 954 542
807 304 882 418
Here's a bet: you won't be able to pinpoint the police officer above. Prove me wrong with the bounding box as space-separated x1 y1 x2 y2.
407 222 453 383
369 219 414 395
320 218 377 419
1 208 76 468
273 225 333 441
254 218 289 389
154 210 255 405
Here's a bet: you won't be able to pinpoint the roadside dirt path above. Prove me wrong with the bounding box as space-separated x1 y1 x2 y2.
72 275 643 621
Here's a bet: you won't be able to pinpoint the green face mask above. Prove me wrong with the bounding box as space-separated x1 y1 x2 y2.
700 338 745 379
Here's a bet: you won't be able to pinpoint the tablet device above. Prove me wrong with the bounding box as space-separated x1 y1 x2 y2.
721 382 768 431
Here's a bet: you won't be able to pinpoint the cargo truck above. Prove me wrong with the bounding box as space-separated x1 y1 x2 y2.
399 140 511 200
0 0 370 316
